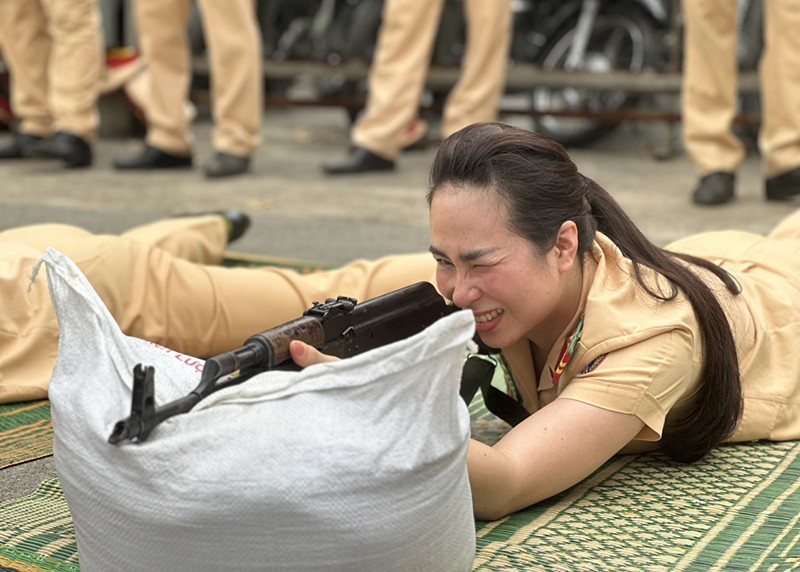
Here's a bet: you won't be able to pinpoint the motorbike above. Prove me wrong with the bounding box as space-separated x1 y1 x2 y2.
260 0 459 102
189 0 761 148
257 0 671 145
509 0 672 147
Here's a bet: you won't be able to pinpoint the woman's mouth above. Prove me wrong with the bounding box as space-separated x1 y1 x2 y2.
474 309 504 331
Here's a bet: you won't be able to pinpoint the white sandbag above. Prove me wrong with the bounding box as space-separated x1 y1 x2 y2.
41 248 476 572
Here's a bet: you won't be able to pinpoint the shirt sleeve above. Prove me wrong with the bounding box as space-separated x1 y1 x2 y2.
558 329 699 441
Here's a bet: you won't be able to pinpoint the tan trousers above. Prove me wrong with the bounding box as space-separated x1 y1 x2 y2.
682 0 800 177
0 0 103 141
353 0 513 160
0 217 435 404
133 0 263 157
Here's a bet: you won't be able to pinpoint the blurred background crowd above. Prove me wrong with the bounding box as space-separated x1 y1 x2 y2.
1 0 798 206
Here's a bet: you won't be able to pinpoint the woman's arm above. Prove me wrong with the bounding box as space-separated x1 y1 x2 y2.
469 398 645 520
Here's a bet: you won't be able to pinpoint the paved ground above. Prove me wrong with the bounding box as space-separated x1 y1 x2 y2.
1 106 796 263
1 105 798 503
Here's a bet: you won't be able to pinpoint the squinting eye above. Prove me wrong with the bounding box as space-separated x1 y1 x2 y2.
435 258 453 268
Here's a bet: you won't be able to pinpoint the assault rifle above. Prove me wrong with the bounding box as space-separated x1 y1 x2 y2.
108 281 461 445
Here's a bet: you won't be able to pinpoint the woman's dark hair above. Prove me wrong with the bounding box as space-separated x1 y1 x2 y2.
427 122 742 463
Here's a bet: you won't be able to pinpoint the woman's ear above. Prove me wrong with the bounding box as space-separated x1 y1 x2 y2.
554 221 580 272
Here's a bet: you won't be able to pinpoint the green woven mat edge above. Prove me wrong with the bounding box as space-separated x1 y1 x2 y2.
3 347 799 571
221 250 329 273
470 439 800 572
0 401 53 470
0 479 79 572
1 405 799 571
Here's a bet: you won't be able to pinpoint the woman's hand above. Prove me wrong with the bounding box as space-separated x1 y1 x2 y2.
288 340 340 368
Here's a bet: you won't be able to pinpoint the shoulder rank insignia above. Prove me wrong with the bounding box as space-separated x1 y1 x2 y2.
580 353 607 375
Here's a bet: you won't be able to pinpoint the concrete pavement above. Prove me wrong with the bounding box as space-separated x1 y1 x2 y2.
1 106 796 264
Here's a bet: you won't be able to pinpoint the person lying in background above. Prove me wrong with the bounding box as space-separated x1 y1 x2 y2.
0 211 436 404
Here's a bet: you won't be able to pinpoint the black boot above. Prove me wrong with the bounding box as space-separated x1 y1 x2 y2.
113 144 192 170
765 166 800 201
26 131 93 168
0 133 43 160
322 146 395 175
691 172 735 205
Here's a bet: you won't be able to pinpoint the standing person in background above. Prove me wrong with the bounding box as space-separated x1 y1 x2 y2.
0 0 103 168
113 0 262 179
682 0 800 205
322 0 513 175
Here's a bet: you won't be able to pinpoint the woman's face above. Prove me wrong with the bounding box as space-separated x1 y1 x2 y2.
429 185 579 350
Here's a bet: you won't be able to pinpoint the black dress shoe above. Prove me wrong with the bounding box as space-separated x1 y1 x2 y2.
204 152 250 178
171 209 251 243
113 144 192 170
322 146 395 175
25 131 93 168
765 166 800 201
0 133 43 159
222 210 251 242
691 171 735 205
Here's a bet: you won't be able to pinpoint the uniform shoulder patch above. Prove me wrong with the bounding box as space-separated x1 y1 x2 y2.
580 354 607 375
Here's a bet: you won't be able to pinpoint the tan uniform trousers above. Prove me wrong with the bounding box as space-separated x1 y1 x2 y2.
133 0 263 157
681 0 800 177
0 217 435 404
0 0 103 141
353 0 513 160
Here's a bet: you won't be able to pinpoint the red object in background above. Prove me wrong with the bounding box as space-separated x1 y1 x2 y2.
0 96 11 130
104 47 146 122
0 48 146 131
0 68 12 130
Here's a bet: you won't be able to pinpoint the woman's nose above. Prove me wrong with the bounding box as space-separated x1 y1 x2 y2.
451 275 479 308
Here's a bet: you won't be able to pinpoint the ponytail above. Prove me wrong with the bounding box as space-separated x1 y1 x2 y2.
585 177 742 462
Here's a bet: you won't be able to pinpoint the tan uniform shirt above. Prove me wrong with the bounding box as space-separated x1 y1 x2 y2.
502 230 800 447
